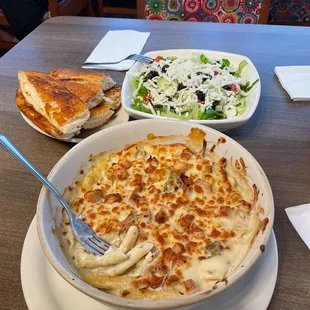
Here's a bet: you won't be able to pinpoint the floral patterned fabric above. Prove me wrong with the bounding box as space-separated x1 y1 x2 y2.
144 0 263 24
269 0 310 24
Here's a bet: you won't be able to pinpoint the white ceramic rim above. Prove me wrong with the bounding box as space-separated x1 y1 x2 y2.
36 119 274 309
121 49 261 124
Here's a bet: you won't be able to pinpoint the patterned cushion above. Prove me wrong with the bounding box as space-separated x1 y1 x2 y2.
269 0 310 24
144 0 263 24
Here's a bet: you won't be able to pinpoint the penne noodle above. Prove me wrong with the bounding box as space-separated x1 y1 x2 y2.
73 247 127 269
96 248 128 267
119 226 138 254
93 243 153 276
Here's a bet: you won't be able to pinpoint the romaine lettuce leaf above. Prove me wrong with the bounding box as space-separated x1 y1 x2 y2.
220 59 230 69
137 86 148 97
161 111 189 121
236 102 246 115
200 54 212 64
132 98 152 113
132 76 140 89
241 79 259 92
234 60 248 77
199 108 226 120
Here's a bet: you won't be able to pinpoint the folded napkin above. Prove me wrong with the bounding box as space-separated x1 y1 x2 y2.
285 204 310 249
275 66 310 101
83 30 150 71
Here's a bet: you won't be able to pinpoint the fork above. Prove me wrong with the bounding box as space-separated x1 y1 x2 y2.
0 135 109 256
84 53 154 66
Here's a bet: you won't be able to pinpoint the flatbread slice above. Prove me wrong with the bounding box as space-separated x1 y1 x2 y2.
18 71 89 136
103 86 121 110
57 80 104 109
16 89 77 140
83 103 114 130
49 69 116 91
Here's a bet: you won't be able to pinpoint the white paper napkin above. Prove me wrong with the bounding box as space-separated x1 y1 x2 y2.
83 30 150 71
285 204 310 249
275 66 310 101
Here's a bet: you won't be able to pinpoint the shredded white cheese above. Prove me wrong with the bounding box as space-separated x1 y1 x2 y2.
132 54 254 120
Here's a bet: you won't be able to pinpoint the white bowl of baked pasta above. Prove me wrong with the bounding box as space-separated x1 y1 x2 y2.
37 119 274 309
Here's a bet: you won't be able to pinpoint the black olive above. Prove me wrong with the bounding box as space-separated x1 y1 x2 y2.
212 100 220 109
195 90 205 101
144 71 159 81
196 72 203 75
202 74 212 82
166 96 173 101
162 65 169 73
223 85 231 91
177 83 186 91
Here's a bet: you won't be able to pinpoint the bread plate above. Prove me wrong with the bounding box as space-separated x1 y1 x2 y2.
121 49 261 131
36 119 274 309
20 108 129 143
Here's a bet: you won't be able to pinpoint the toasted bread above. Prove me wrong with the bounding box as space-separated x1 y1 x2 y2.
16 89 77 139
18 71 89 136
83 103 114 130
49 69 116 91
56 80 104 109
102 86 121 110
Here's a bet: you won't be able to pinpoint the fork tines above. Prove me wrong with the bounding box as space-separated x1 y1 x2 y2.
86 235 110 256
130 54 153 64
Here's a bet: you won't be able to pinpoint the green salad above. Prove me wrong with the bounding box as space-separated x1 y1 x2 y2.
130 54 259 120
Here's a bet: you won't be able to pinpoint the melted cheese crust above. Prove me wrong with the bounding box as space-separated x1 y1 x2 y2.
61 128 263 300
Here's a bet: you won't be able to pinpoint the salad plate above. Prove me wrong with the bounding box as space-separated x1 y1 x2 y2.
122 49 261 131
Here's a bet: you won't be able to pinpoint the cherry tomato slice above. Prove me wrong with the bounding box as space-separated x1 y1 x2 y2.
144 92 151 102
229 84 237 92
154 56 164 62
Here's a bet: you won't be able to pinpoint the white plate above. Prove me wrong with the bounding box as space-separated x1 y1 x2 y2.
21 217 278 310
20 107 129 143
121 49 261 131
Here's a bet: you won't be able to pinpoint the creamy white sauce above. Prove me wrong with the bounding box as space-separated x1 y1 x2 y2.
60 132 263 300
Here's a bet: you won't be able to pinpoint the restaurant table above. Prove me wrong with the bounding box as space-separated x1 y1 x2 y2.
0 16 310 310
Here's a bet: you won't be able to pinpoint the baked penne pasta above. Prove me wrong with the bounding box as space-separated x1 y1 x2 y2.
119 226 138 254
93 243 153 276
60 128 266 300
